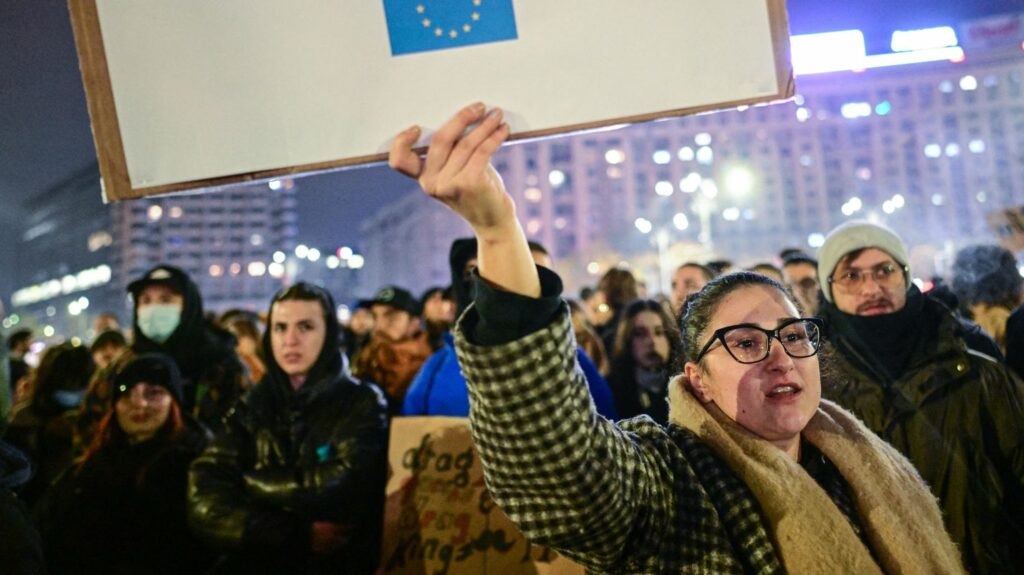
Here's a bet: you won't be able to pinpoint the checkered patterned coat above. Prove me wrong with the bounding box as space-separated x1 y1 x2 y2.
455 306 787 574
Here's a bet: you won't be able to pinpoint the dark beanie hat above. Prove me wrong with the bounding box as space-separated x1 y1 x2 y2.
112 353 183 405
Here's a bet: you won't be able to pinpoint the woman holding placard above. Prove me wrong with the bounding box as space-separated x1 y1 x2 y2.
387 104 964 573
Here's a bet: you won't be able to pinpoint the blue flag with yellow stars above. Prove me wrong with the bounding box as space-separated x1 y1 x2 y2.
383 0 518 56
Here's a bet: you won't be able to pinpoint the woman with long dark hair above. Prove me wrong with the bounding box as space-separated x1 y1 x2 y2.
35 353 211 575
607 299 680 424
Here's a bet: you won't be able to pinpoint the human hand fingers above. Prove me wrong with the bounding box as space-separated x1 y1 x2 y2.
461 121 510 179
421 102 487 184
388 125 424 178
436 107 505 183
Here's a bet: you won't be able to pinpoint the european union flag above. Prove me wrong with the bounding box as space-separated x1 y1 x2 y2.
383 0 518 56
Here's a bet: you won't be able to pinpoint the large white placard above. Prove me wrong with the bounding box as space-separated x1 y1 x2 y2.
71 1 792 200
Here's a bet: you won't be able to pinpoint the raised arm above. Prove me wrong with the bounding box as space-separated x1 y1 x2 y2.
389 105 675 571
389 103 539 298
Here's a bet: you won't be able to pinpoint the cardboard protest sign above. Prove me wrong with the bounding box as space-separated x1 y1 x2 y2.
69 0 792 201
380 417 584 575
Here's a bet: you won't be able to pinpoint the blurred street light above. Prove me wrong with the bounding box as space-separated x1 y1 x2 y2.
634 217 653 234
724 166 755 198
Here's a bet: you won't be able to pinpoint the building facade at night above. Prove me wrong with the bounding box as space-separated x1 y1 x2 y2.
363 13 1024 294
357 191 472 298
9 164 118 341
9 174 299 340
109 180 299 314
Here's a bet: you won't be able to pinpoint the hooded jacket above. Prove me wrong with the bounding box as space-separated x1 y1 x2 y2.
131 265 247 432
819 291 1024 574
188 290 389 575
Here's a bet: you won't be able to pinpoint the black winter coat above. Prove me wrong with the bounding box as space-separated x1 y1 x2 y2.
821 296 1024 574
131 265 248 433
188 372 389 574
35 424 211 575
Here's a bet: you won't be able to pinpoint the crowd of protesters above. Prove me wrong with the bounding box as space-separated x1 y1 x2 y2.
1 121 1023 574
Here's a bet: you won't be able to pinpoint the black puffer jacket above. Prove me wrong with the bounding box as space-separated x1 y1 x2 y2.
132 265 248 433
821 295 1024 575
188 292 389 575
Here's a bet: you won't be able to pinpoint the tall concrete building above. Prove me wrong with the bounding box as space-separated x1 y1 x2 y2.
9 175 299 340
109 180 299 314
358 191 472 297
362 13 1024 294
8 163 118 341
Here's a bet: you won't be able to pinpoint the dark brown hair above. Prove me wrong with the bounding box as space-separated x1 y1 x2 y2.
611 299 680 371
597 268 639 310
680 272 793 366
76 397 184 484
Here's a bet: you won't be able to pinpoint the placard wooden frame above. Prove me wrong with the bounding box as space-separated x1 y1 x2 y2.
69 1 793 202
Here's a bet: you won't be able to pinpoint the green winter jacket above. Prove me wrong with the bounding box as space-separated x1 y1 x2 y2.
822 297 1024 575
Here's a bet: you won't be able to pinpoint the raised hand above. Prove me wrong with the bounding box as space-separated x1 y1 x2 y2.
389 102 515 240
389 103 540 298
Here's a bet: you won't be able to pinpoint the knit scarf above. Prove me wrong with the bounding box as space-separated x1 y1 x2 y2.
821 286 929 383
668 380 964 575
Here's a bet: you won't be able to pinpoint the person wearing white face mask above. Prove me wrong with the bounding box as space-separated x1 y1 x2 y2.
128 265 248 433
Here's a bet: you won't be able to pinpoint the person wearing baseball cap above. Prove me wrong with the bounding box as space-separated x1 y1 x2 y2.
36 352 213 574
816 220 1024 574
351 285 431 414
127 264 248 433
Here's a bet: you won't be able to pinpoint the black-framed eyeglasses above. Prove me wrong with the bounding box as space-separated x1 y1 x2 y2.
828 262 907 291
694 317 824 364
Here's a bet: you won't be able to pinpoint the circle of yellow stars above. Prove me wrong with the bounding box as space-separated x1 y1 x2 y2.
415 0 482 40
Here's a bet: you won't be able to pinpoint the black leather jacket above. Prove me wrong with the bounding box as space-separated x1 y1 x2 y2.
188 371 388 574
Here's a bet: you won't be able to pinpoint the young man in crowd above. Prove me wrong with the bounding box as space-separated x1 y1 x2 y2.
189 283 387 574
89 329 127 371
128 265 247 432
670 263 714 316
419 286 455 352
816 220 1024 574
342 301 374 362
781 252 821 316
351 285 432 414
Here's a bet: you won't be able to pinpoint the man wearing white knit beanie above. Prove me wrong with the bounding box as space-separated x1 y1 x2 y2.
815 219 1024 575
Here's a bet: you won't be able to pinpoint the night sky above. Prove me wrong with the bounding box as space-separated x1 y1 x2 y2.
1 0 1021 297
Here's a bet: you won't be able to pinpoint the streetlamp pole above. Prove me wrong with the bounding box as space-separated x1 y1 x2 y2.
655 229 670 295
696 199 714 251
